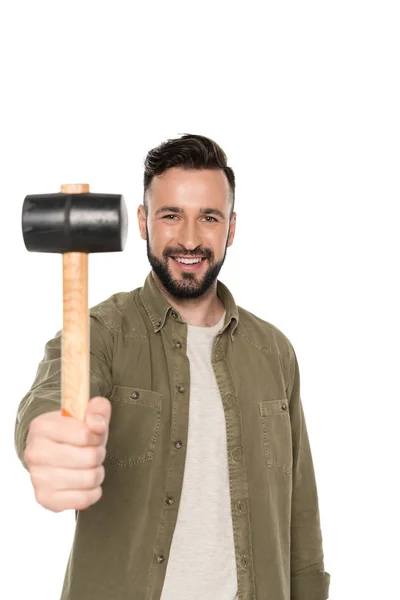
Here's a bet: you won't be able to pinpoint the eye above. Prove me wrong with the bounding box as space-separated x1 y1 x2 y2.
162 214 217 222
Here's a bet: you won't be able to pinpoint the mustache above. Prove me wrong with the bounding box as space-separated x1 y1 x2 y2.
163 248 212 259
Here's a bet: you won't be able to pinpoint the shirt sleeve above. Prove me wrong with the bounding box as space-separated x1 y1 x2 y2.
14 314 114 470
287 347 331 600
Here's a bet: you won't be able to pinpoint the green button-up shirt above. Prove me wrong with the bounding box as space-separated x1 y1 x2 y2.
15 272 331 600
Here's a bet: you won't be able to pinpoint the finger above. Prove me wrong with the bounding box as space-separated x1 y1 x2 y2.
38 487 103 513
30 465 105 492
85 413 108 437
86 396 112 426
28 412 104 447
25 438 107 469
85 397 112 443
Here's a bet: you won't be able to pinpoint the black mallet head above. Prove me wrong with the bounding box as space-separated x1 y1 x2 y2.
22 183 128 254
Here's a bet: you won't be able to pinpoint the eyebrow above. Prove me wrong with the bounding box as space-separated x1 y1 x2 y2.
154 205 226 220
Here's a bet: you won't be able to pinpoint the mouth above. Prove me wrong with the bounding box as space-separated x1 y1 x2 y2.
169 256 207 272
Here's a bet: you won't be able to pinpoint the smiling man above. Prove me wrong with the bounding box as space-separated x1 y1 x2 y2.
141 159 235 321
15 134 331 600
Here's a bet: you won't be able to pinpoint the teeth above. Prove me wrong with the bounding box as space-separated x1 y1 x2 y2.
175 257 203 264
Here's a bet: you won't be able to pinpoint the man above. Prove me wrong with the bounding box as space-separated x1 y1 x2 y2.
15 133 331 600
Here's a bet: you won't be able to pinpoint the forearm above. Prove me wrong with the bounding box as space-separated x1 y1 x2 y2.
290 451 330 600
291 569 330 600
15 317 113 469
15 387 61 469
288 349 331 599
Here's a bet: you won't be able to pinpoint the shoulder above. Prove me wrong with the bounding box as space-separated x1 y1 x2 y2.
236 305 295 361
89 286 147 337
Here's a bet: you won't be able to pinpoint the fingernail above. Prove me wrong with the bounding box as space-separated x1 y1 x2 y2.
92 415 106 426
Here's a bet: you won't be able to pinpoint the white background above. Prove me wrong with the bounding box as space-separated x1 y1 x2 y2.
1 1 399 598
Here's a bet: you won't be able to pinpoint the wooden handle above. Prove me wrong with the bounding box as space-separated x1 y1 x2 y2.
61 183 90 194
61 183 90 420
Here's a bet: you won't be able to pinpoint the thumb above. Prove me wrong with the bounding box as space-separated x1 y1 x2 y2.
85 396 112 433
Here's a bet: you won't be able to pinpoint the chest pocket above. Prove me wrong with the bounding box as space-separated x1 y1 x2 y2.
106 386 162 467
259 399 293 474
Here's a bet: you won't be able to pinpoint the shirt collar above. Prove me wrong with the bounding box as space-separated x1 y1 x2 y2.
139 271 239 340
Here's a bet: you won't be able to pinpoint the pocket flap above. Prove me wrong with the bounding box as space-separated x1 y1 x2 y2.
258 399 288 417
110 386 162 410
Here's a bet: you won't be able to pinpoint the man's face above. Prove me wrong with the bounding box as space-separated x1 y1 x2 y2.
137 167 236 299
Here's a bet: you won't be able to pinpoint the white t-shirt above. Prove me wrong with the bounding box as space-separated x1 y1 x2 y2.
160 312 238 600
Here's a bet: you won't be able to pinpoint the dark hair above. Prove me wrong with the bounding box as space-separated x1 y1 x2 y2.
143 133 235 214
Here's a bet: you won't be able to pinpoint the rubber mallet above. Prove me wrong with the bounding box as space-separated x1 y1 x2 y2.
22 183 128 420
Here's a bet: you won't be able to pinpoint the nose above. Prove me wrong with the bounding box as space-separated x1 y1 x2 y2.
176 219 202 251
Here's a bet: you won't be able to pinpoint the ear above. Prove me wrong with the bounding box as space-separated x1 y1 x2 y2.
137 205 147 240
227 212 236 247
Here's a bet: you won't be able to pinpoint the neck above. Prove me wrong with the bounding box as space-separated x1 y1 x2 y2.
151 271 225 327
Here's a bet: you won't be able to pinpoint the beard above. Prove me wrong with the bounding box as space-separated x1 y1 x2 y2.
146 226 228 300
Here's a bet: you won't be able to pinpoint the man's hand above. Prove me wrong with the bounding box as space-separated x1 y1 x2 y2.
24 396 111 512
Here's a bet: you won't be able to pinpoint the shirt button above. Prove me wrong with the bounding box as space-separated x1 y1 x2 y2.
157 555 165 564
281 403 287 411
224 394 233 408
174 341 182 349
166 496 174 505
177 385 185 393
175 441 183 449
230 446 243 461
171 311 178 319
241 555 249 569
130 391 139 400
235 500 244 514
